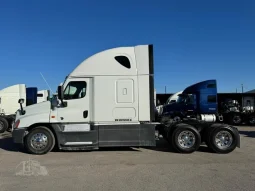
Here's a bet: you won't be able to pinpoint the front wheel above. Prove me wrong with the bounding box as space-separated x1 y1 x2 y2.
0 117 8 133
171 124 201 153
208 125 238 154
24 126 55 155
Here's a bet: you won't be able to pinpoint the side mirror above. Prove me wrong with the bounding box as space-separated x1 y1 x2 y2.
57 85 67 107
18 98 25 115
57 86 63 100
18 98 24 104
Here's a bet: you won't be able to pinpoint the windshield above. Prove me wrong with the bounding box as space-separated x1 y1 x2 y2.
176 95 187 103
176 94 195 104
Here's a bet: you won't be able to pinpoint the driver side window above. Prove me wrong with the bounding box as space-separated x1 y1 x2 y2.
63 81 87 100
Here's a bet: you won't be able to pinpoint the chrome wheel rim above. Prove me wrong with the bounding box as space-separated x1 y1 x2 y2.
177 131 196 148
215 131 233 149
173 116 181 122
249 117 255 124
31 133 48 150
233 116 241 124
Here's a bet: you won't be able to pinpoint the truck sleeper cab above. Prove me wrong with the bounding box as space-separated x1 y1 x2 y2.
12 44 240 155
12 45 157 154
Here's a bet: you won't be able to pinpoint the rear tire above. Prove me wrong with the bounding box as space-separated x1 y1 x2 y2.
207 125 238 154
171 124 201 153
0 117 8 133
204 124 223 148
24 126 55 155
229 113 242 126
248 115 255 126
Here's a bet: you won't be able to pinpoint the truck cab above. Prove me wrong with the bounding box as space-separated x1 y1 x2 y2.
161 80 218 122
37 90 50 103
12 44 156 154
0 85 39 133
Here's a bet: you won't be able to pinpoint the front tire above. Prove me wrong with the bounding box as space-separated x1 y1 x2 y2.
0 117 8 133
207 125 238 154
24 126 55 155
171 124 201 153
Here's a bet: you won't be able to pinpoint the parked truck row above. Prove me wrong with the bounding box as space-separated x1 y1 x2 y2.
156 80 255 126
10 44 240 155
0 84 49 133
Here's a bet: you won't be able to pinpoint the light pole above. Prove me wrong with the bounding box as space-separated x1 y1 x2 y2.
241 84 244 107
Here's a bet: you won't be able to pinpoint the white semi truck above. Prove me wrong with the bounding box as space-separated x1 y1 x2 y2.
12 44 240 155
156 91 183 117
37 90 50 103
0 84 49 133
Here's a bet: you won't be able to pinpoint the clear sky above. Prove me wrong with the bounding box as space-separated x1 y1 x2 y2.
0 0 254 94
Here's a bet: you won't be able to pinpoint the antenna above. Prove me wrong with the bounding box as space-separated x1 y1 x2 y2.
40 72 53 93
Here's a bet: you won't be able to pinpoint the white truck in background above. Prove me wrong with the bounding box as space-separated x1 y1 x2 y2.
12 44 240 155
0 84 49 133
37 90 50 103
156 91 183 117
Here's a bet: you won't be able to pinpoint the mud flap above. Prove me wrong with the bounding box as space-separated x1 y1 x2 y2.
232 126 240 148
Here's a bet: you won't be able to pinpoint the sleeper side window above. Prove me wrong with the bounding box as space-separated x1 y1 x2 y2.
207 95 217 103
63 81 87 100
207 84 216 88
115 56 131 69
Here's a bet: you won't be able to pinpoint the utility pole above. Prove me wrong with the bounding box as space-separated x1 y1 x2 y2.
165 86 166 94
241 84 244 107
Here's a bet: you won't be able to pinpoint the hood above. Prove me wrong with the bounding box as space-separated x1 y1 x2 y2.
163 102 181 113
16 101 51 120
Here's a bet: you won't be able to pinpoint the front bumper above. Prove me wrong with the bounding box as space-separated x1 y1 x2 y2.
12 128 27 145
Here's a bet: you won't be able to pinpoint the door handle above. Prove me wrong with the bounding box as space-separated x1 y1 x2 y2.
83 110 88 118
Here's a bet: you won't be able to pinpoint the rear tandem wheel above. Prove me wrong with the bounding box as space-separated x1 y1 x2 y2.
205 124 239 154
170 123 201 154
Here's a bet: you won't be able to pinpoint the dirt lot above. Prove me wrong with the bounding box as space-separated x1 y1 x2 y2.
0 126 255 191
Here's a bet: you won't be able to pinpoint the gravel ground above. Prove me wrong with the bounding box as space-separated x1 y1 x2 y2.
0 126 254 191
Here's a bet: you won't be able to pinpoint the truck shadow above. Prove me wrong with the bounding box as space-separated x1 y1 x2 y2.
0 136 21 152
142 139 213 153
239 131 255 138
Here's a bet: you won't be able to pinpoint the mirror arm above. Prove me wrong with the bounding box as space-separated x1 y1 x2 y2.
19 103 25 115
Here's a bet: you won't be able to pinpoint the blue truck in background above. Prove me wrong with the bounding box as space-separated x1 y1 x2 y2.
26 87 39 106
160 79 255 126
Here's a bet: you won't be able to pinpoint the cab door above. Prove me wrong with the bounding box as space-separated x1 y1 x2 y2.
55 78 98 149
57 78 92 123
